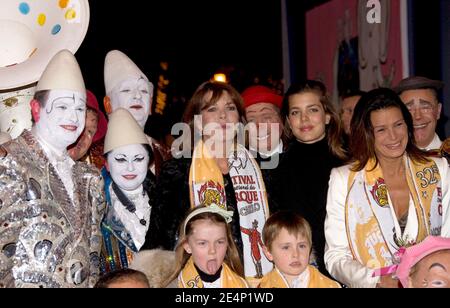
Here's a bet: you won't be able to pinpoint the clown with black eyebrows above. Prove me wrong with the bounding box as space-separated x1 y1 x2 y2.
100 109 154 274
0 50 105 288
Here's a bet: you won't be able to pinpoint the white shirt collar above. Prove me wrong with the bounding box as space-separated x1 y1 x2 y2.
251 140 283 158
202 278 222 288
422 134 442 151
276 266 310 288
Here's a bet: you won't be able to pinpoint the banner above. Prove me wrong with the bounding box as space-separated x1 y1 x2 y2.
306 0 407 103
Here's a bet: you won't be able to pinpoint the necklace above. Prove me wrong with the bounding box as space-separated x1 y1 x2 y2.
112 182 147 226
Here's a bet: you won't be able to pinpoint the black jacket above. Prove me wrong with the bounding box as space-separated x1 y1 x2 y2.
273 138 345 275
255 151 283 214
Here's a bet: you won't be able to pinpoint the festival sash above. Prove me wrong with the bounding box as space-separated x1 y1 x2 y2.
178 257 248 288
258 266 340 288
346 156 443 270
189 140 272 285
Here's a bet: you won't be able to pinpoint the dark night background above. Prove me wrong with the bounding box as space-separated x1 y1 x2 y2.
76 0 448 139
76 0 283 98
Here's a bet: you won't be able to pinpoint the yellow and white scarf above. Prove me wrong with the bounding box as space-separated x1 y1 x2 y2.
346 155 443 270
189 140 272 285
178 257 248 288
258 266 341 288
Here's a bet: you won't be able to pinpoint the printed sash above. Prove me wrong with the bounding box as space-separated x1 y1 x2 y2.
189 140 272 285
346 156 443 270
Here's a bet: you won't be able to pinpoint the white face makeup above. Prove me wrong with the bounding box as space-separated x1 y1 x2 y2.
109 77 153 128
35 90 86 151
107 144 149 191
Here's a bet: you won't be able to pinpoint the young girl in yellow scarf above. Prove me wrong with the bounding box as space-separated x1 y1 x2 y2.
163 205 248 288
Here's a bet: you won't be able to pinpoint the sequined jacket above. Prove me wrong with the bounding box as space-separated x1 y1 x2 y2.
0 131 105 288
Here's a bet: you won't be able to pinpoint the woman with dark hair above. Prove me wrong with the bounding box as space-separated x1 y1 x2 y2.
149 81 272 286
100 109 155 274
325 88 450 288
275 80 347 276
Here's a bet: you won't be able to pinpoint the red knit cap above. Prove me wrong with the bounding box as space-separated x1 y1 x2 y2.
241 85 283 109
86 90 108 143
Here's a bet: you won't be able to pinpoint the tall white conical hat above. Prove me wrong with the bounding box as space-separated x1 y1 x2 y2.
104 50 149 95
0 0 90 90
36 49 85 93
104 108 150 154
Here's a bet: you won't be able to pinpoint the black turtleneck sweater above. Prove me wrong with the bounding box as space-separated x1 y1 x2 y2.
273 138 344 275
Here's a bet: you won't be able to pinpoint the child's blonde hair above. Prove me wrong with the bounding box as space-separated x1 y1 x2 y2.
163 207 244 287
262 211 312 251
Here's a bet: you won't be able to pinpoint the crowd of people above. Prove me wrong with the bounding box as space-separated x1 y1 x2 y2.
0 48 449 289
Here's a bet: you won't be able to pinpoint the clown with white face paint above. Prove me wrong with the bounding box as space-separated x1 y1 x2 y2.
108 77 152 128
107 144 150 192
104 50 154 128
102 50 170 177
34 90 86 150
0 50 106 288
31 54 87 202
100 108 154 274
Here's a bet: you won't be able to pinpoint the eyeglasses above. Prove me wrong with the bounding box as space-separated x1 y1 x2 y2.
405 102 437 114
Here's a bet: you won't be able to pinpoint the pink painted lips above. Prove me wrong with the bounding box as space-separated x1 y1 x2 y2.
60 125 78 132
300 126 314 132
122 174 137 180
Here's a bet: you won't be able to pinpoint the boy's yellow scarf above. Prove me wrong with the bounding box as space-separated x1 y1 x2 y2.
346 156 443 270
178 257 248 288
189 140 272 285
258 266 340 288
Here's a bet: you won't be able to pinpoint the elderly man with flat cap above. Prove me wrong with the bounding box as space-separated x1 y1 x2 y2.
394 76 449 158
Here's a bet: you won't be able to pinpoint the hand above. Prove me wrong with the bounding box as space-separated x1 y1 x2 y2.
376 275 400 288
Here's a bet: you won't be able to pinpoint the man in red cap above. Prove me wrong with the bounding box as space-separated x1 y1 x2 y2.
394 76 449 159
242 85 285 161
241 85 284 213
